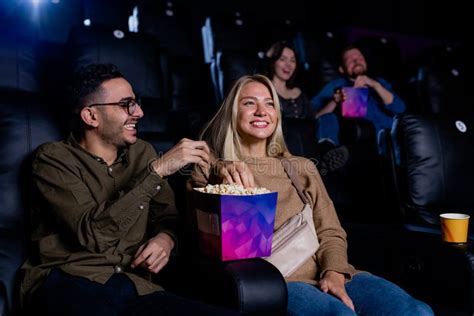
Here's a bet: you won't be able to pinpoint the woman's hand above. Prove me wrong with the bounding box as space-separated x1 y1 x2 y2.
319 271 354 311
210 160 255 188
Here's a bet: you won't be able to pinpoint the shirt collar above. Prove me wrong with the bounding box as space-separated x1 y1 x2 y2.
67 132 130 165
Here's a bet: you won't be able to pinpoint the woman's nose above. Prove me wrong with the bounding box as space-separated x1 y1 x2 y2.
254 102 267 116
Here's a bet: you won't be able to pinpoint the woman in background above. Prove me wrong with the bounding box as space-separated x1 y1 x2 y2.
266 41 348 175
266 41 312 120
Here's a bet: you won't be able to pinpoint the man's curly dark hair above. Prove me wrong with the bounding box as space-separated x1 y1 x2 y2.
70 63 124 113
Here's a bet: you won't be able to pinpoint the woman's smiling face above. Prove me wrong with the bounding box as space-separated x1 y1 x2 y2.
236 81 277 144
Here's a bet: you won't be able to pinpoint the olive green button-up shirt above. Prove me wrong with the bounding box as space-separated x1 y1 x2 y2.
20 134 179 304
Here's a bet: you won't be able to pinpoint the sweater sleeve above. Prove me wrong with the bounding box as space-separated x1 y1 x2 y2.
300 158 355 280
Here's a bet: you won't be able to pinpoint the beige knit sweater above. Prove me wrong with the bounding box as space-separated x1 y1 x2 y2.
190 154 357 284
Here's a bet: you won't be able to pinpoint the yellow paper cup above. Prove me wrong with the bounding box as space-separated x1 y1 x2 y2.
440 213 470 243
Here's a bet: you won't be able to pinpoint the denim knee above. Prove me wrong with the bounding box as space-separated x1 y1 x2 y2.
346 272 434 316
287 282 355 316
399 299 434 316
315 113 340 146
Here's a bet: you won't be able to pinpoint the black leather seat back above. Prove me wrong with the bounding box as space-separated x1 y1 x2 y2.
0 98 65 316
301 30 346 95
138 3 194 112
67 25 166 100
0 36 65 315
139 2 193 58
219 52 262 97
0 34 39 93
282 118 317 158
398 114 474 222
210 12 260 54
413 45 474 115
356 36 403 87
202 13 263 103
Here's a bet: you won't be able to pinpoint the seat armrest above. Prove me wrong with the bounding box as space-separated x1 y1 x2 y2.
157 256 287 316
222 258 288 316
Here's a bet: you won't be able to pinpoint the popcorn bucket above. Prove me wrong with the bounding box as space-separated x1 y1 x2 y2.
194 185 278 261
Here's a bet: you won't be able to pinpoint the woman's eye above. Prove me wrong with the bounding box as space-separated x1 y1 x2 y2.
243 101 254 106
267 102 275 107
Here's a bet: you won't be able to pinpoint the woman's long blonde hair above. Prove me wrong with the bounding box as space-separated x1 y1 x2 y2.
199 74 289 160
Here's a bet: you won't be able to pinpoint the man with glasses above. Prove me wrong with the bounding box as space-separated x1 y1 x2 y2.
20 63 238 315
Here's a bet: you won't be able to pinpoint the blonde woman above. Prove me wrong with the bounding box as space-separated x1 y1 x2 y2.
189 74 433 316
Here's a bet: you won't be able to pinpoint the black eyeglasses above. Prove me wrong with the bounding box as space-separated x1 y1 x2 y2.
88 98 141 115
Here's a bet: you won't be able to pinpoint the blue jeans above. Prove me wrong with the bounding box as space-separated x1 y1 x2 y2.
27 267 239 316
316 113 402 163
287 272 434 316
315 113 340 146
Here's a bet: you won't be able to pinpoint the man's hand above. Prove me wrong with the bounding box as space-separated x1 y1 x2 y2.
131 233 174 274
354 75 394 105
151 138 210 177
315 89 344 118
210 160 255 188
333 88 344 104
353 75 379 89
319 271 354 311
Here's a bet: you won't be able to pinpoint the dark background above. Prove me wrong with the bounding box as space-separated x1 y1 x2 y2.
0 0 469 44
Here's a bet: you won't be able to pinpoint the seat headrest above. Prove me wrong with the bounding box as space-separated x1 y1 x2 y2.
415 45 474 115
0 34 39 93
67 25 165 100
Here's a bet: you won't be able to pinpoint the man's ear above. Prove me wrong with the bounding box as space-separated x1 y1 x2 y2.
338 66 344 74
80 107 99 128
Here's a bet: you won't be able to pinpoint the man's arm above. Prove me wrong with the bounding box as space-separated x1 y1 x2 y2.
151 138 210 177
311 80 344 118
354 76 406 114
130 178 179 274
33 147 167 254
130 139 211 273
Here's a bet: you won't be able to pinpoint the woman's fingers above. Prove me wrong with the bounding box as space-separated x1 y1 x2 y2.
213 161 255 188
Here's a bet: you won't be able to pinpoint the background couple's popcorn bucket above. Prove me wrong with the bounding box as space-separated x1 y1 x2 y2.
194 185 278 261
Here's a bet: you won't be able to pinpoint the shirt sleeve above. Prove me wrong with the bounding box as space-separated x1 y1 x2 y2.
32 145 172 253
310 80 340 113
146 178 179 247
377 78 406 114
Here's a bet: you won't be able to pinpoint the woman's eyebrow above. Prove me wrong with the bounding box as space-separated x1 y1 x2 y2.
240 96 257 100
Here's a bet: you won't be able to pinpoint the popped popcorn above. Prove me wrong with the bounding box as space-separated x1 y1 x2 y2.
195 183 271 195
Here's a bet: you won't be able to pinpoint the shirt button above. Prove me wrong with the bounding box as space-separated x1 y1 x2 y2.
114 265 124 273
108 167 113 173
156 185 161 191
139 204 144 210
